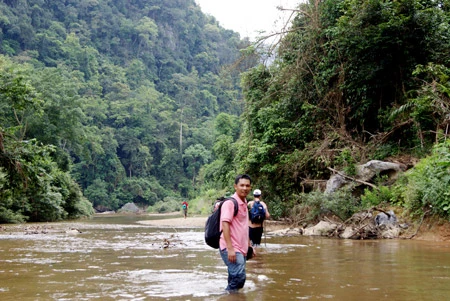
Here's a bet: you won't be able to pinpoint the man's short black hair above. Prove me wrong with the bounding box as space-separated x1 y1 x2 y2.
235 174 252 185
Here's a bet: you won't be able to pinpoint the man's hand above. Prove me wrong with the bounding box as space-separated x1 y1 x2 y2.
228 248 237 263
222 221 236 262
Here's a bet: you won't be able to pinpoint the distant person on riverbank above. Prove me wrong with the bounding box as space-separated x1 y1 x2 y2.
248 189 270 247
219 174 253 293
182 201 188 219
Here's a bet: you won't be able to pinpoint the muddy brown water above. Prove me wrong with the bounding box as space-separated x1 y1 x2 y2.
1 215 450 300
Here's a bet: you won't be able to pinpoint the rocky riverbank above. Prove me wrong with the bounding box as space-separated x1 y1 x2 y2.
137 213 450 242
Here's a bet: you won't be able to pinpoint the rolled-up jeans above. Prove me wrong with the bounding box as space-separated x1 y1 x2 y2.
220 248 246 292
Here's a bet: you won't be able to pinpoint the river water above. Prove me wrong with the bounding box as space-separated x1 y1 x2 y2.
1 215 449 301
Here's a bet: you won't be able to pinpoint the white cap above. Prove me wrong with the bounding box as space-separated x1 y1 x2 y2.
253 189 261 196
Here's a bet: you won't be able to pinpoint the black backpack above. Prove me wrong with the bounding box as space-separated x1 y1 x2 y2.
204 197 238 249
249 200 266 224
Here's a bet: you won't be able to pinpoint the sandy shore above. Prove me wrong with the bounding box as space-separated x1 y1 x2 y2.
138 216 208 227
138 215 290 232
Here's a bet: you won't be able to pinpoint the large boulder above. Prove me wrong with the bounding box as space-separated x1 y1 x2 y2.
325 160 406 193
118 202 142 213
375 210 397 226
269 228 303 237
375 210 401 239
356 160 405 182
340 226 357 239
303 221 337 236
379 227 402 239
325 174 348 194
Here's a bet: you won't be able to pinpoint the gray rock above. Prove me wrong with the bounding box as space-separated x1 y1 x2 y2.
325 174 349 193
375 210 397 226
356 160 404 182
325 160 405 192
268 228 303 236
340 226 357 239
118 202 142 213
379 226 401 239
303 221 337 236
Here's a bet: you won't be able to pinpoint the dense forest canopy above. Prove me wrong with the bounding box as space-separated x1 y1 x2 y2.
236 0 450 220
0 0 257 222
2 0 450 224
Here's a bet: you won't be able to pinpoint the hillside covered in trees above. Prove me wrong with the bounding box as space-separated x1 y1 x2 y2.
2 0 450 226
236 0 450 222
0 0 257 222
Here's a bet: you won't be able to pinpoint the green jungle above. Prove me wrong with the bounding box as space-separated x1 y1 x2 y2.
1 0 450 228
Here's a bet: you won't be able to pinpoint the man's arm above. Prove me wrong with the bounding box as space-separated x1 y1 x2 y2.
222 221 236 263
263 201 270 219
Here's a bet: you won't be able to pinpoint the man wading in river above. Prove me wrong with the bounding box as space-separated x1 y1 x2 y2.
219 174 253 293
248 189 270 247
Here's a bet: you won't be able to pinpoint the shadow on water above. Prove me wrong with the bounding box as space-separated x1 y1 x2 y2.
1 215 450 300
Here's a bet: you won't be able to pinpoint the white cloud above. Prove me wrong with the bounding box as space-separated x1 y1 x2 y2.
195 0 299 40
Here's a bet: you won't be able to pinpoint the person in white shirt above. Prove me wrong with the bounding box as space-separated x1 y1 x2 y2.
248 189 270 247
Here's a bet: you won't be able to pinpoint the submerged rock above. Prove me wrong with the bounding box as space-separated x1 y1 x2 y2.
269 227 303 237
65 228 82 235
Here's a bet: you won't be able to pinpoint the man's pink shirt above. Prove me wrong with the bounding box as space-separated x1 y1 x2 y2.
219 193 249 255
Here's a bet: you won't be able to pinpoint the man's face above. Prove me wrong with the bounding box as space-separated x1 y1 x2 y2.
234 178 251 199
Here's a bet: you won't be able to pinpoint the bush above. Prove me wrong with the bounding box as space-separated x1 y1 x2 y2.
360 185 394 208
394 141 450 218
292 190 361 223
147 197 183 214
0 206 27 223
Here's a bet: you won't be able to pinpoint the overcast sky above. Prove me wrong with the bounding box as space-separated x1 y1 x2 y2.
194 0 300 40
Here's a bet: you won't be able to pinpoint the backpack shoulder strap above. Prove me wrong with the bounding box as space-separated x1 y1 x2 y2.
227 197 239 217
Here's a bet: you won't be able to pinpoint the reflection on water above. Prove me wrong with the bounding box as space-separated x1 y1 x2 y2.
1 215 450 300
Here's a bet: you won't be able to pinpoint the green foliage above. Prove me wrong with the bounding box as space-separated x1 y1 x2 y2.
330 0 450 134
5 0 450 223
266 200 285 221
0 56 42 133
183 144 212 182
198 112 242 189
0 58 93 223
292 190 361 223
179 188 229 216
335 148 357 176
0 168 27 223
370 142 400 160
390 63 450 150
0 136 92 223
394 141 450 218
0 208 26 223
84 179 114 210
214 113 241 138
115 177 165 207
26 67 88 165
147 197 182 214
360 186 395 208
0 0 254 219
233 0 450 220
